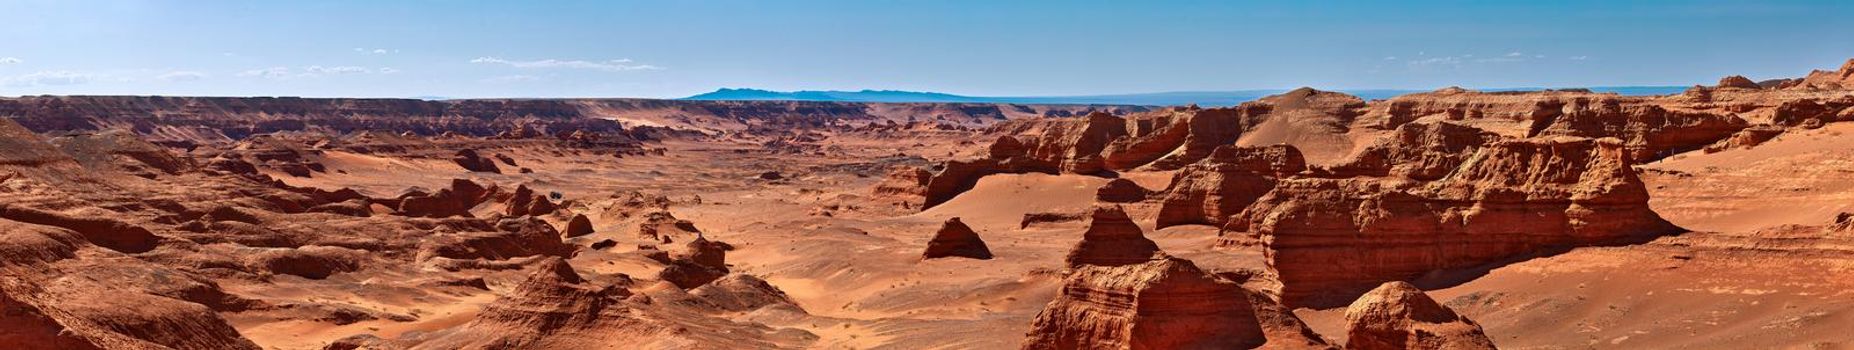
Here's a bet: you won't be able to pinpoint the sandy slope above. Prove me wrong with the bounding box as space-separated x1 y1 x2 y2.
1644 122 1854 232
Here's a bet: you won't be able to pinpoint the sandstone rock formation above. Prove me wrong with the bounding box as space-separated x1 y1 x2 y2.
1024 256 1267 350
657 237 730 289
564 214 595 238
498 185 560 217
1717 75 1761 89
688 274 802 312
453 149 501 173
1343 282 1495 350
394 179 492 218
1153 145 1305 229
1064 206 1161 268
1228 135 1682 306
1094 178 1149 203
921 217 993 260
1798 58 1854 89
1025 205 1328 349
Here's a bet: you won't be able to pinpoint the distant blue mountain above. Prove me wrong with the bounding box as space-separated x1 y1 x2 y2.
684 86 1689 107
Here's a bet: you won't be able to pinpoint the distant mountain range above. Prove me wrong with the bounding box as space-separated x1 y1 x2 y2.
684 87 1691 107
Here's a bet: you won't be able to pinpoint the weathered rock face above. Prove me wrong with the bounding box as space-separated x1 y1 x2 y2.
1065 206 1161 268
1230 136 1681 306
1798 58 1854 89
1533 98 1749 160
992 87 1362 172
1154 145 1306 229
873 166 932 207
1024 256 1267 350
1364 88 1758 162
1025 205 1328 350
921 217 992 260
1343 282 1495 350
1321 121 1497 180
918 138 1061 209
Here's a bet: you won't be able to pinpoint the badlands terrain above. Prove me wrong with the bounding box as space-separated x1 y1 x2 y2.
3 59 1854 350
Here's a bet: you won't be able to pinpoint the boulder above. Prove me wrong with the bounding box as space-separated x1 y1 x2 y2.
563 214 595 238
921 217 992 260
1093 178 1149 203
452 149 501 173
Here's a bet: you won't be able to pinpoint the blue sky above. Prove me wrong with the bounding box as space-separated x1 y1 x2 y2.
1 0 1851 98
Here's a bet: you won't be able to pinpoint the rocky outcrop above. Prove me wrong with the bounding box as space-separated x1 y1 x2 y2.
50 129 195 178
688 274 801 312
1343 282 1495 350
873 166 932 205
452 149 502 173
394 179 492 218
0 280 263 350
1025 205 1327 349
409 258 635 349
917 138 1061 209
1065 206 1161 268
1716 75 1761 89
1094 178 1150 203
242 246 365 279
417 217 577 262
1534 98 1749 160
626 210 705 244
1229 137 1682 306
1024 256 1267 350
1797 58 1854 89
1321 121 1497 180
1153 145 1305 229
921 217 992 260
1703 125 1786 152
498 185 559 217
564 214 595 238
0 204 161 254
657 237 730 289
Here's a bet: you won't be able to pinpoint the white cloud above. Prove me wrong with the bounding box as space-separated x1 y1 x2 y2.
0 57 21 65
304 65 371 74
1506 51 1524 57
4 71 100 87
482 74 541 83
469 57 662 71
157 71 207 82
1569 55 1590 61
1383 56 1397 61
1407 56 1463 66
239 65 393 79
354 48 397 55
238 67 294 79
